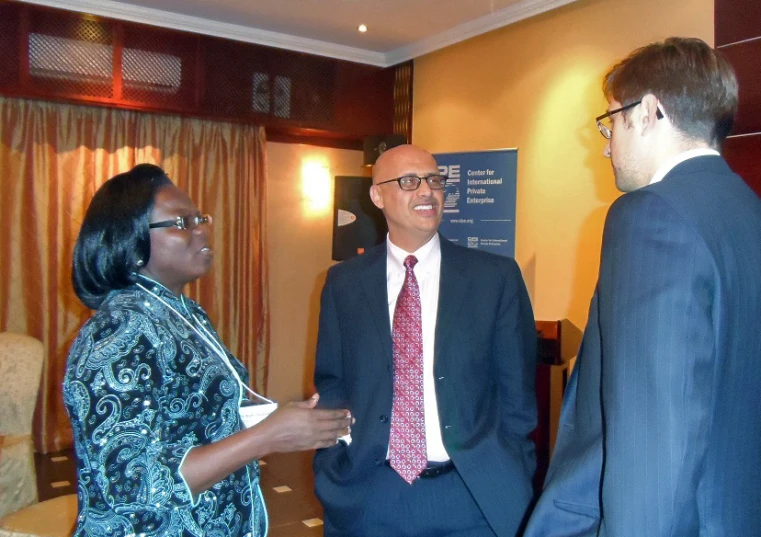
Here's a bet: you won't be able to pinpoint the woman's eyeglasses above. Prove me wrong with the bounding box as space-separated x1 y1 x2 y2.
149 214 213 231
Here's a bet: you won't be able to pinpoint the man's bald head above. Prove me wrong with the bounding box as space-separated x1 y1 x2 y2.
369 144 444 253
372 145 438 185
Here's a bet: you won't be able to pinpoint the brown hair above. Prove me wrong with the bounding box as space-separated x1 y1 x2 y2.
603 37 738 147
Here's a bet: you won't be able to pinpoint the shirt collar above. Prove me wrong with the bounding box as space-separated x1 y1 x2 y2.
386 233 441 277
649 148 719 185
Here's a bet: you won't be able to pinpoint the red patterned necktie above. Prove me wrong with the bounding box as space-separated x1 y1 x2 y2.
388 255 427 484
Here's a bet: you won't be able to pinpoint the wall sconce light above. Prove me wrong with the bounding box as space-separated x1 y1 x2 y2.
301 161 332 216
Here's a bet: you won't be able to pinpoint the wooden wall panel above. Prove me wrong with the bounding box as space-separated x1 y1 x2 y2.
721 40 761 136
715 0 761 46
0 2 20 92
716 0 760 198
0 0 406 149
333 62 395 137
724 135 761 198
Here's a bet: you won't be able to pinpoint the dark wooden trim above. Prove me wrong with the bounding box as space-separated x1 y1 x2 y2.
0 0 408 148
18 3 29 89
267 126 363 150
112 22 123 101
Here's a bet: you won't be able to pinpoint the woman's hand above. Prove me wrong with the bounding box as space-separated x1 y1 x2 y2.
256 394 352 452
180 393 352 496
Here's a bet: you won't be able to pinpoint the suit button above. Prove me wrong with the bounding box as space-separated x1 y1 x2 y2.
379 414 388 423
374 458 383 467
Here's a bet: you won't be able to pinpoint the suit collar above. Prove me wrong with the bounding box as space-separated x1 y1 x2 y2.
658 153 731 183
649 149 721 185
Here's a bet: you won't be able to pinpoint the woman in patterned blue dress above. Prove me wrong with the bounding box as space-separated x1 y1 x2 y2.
63 164 351 537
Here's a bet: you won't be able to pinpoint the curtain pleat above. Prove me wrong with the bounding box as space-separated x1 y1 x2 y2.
0 96 269 453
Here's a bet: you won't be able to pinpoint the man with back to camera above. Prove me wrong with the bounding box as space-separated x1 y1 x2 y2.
524 37 761 537
312 144 538 537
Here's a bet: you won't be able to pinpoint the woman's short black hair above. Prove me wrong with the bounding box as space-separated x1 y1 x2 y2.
72 164 173 309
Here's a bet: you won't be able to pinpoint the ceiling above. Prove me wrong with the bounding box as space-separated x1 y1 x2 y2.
22 0 578 67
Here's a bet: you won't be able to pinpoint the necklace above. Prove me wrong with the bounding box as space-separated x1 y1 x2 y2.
135 281 273 404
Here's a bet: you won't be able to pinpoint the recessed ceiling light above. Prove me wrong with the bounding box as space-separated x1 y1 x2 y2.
358 24 368 33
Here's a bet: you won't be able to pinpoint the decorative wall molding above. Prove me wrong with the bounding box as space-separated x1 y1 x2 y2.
19 0 388 66
20 0 579 67
385 0 578 65
716 34 761 49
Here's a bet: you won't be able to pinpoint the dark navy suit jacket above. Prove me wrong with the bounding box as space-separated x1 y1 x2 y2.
313 236 537 537
524 156 761 537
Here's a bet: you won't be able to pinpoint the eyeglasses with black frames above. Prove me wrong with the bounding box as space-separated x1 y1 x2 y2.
375 174 448 191
149 214 213 231
595 100 664 139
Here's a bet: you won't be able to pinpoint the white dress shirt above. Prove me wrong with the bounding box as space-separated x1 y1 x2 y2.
649 147 720 185
386 234 450 462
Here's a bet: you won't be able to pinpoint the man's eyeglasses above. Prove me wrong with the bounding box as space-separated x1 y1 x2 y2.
375 174 448 191
595 100 664 139
149 214 213 231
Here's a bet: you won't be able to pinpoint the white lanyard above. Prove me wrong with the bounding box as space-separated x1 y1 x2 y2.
136 282 273 404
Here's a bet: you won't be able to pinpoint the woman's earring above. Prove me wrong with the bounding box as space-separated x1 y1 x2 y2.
136 259 145 267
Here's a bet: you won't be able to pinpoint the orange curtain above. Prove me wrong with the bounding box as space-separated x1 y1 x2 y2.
0 96 269 453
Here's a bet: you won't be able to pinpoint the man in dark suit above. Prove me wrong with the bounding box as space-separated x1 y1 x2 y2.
313 144 537 537
524 37 761 537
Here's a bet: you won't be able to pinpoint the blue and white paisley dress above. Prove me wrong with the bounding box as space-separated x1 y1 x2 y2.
63 276 267 537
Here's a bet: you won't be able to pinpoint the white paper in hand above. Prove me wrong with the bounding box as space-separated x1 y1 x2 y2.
239 402 278 429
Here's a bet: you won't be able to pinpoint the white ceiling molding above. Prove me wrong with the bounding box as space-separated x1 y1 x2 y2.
19 0 388 66
384 0 579 66
20 0 578 67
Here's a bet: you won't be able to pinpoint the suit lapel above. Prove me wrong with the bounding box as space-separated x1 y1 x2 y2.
359 245 394 371
434 238 470 366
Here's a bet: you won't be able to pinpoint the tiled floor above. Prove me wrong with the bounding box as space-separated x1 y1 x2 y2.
259 452 325 537
35 449 325 536
34 450 76 502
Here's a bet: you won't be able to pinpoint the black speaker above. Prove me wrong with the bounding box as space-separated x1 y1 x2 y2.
363 134 407 167
332 176 388 261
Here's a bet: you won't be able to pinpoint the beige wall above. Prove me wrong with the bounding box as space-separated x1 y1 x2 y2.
264 0 713 398
265 142 367 401
413 0 713 330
